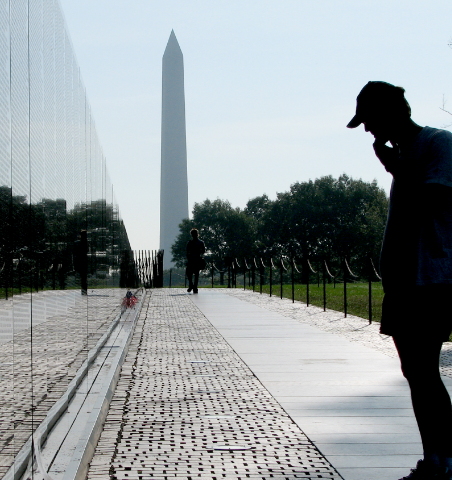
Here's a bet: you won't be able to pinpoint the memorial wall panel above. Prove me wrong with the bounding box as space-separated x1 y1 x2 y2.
0 1 135 476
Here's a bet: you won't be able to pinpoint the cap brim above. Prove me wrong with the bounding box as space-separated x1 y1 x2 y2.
347 115 362 129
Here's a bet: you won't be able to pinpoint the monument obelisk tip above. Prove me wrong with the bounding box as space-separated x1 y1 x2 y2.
165 30 182 55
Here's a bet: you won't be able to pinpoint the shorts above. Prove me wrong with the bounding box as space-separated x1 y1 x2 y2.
381 285 452 341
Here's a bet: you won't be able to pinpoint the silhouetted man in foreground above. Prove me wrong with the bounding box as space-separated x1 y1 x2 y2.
348 81 452 480
186 228 205 294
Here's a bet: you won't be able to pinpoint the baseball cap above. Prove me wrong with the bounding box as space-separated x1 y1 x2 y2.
347 81 409 128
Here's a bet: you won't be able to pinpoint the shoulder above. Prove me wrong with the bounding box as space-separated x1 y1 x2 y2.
415 127 452 189
421 126 452 147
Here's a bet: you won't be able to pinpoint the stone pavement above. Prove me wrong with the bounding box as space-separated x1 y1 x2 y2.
86 287 452 480
88 290 343 480
221 288 452 378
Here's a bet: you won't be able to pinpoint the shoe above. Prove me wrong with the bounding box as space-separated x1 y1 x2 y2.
399 460 452 480
187 288 192 293
193 289 198 294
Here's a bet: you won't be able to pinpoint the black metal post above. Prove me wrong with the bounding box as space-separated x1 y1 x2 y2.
18 258 22 295
368 257 372 324
343 259 347 318
4 258 9 300
169 268 172 288
323 260 326 312
269 262 272 297
291 258 294 303
260 263 263 295
280 258 283 300
211 264 214 288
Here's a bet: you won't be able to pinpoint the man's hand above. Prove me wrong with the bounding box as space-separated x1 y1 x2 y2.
373 139 400 175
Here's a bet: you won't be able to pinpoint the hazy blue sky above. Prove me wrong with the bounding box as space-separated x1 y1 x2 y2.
59 0 452 251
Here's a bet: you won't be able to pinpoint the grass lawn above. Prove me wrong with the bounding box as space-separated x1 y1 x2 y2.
242 282 384 323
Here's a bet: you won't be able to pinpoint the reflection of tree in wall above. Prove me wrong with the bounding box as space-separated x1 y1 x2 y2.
0 186 133 293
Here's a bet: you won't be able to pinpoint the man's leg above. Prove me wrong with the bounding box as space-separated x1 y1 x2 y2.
193 269 200 292
186 265 194 292
393 335 452 467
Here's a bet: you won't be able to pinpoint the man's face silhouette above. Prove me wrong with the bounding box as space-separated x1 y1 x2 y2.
362 110 397 144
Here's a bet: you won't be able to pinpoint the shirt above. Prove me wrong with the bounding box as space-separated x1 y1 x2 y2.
380 126 452 291
186 238 205 263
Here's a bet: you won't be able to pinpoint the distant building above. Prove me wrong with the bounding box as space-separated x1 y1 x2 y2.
160 31 189 269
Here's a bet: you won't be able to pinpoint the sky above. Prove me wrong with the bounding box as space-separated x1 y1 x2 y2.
59 0 452 251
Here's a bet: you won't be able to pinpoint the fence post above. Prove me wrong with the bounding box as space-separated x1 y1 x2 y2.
252 260 255 292
291 257 295 303
343 259 347 318
169 268 172 288
280 257 283 300
306 259 310 307
211 263 214 287
269 260 272 297
323 260 326 312
18 258 22 295
368 260 372 324
368 256 381 325
259 260 263 294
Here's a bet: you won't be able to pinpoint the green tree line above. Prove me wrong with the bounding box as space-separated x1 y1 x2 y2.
171 175 388 275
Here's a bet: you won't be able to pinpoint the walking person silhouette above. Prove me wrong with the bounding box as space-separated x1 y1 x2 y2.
186 228 205 294
348 81 452 480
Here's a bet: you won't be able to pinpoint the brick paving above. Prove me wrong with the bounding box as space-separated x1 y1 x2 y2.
0 288 129 478
88 290 343 480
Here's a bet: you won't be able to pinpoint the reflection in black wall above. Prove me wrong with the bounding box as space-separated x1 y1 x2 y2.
0 189 133 296
0 0 136 476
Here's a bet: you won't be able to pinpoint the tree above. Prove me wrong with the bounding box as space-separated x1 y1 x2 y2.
171 176 388 275
259 175 388 263
171 199 256 268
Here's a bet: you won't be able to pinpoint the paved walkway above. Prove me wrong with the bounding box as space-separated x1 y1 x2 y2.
86 288 452 480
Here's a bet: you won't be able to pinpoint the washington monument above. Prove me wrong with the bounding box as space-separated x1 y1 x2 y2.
160 30 189 269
